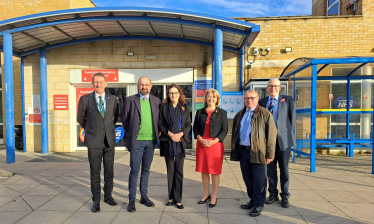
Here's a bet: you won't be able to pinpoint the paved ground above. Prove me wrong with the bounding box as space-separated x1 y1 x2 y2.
0 148 373 224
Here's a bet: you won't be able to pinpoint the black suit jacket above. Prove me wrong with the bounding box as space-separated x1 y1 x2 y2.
158 103 192 156
77 91 119 149
121 94 161 152
258 95 296 149
193 107 228 142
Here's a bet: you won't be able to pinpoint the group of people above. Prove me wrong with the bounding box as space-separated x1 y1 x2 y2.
77 73 295 217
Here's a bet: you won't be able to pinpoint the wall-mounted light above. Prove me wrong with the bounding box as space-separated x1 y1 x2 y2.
127 51 134 56
285 47 292 53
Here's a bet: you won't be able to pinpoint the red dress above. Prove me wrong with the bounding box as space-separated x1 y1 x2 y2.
195 110 224 175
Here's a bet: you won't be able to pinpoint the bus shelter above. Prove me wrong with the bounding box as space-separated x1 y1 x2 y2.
281 57 374 174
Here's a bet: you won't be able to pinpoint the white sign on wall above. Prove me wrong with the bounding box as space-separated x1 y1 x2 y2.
222 92 244 119
31 95 40 107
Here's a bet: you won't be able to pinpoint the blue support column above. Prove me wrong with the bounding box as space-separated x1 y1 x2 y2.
346 77 351 155
310 64 317 173
21 57 27 153
212 47 215 89
372 96 374 174
214 28 223 103
40 49 49 154
3 31 15 164
240 50 244 92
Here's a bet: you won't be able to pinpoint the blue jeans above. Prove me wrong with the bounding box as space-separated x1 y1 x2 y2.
128 140 156 201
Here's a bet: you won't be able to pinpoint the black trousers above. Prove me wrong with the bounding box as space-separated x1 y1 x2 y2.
267 142 291 200
161 141 184 203
240 147 267 208
87 137 114 201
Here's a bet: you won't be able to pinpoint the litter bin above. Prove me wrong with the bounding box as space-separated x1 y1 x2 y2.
15 125 23 151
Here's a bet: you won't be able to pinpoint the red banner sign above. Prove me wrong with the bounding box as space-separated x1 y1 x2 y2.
54 95 69 110
82 70 119 82
76 88 95 111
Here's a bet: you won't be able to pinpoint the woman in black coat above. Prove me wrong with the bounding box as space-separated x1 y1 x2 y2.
158 84 191 209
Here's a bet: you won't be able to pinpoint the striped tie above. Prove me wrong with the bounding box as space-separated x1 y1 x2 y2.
268 98 275 114
99 96 105 118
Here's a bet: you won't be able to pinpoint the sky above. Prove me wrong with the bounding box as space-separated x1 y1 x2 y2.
93 0 312 18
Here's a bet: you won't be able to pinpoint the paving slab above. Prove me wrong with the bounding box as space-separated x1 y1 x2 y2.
0 196 32 212
0 211 32 224
36 195 90 211
0 185 22 196
209 213 257 224
0 195 18 208
255 214 307 224
292 201 348 217
63 211 118 224
21 195 55 210
315 190 368 202
160 212 208 224
331 202 374 223
112 211 162 224
16 211 74 224
302 215 357 224
22 184 70 196
351 191 374 203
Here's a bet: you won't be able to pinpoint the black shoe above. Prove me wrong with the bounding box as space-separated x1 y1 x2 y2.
209 198 217 208
249 206 263 217
265 196 279 204
198 195 211 204
281 199 290 208
127 200 136 212
176 204 184 209
104 196 118 206
92 201 100 213
240 201 254 209
165 201 174 206
140 197 155 207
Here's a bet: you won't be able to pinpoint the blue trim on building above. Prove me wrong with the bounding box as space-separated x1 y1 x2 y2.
40 49 49 154
21 57 26 153
214 28 223 106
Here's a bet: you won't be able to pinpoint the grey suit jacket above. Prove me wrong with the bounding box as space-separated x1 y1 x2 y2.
259 95 296 149
77 91 119 149
121 94 161 152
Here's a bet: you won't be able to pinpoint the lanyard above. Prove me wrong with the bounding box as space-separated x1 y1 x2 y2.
96 95 105 112
267 98 278 113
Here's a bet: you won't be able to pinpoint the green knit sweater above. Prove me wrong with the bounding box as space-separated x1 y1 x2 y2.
137 98 156 140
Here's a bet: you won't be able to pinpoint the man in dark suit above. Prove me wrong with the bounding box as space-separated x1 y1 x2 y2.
121 76 161 212
259 78 296 208
77 73 119 213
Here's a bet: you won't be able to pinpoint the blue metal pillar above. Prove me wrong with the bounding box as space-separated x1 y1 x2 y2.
212 47 215 89
372 95 374 174
346 76 351 156
214 28 223 102
40 49 49 154
240 50 244 92
310 64 317 173
3 31 15 164
21 57 27 153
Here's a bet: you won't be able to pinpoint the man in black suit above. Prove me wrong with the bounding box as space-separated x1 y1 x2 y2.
121 76 161 212
259 78 296 208
77 73 119 213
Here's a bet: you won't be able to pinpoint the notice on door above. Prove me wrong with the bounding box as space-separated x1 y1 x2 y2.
82 69 119 82
54 95 69 110
28 107 41 125
76 88 95 110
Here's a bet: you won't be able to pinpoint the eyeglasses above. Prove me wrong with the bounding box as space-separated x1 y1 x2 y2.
267 85 280 88
244 97 257 101
168 92 180 96
138 84 151 88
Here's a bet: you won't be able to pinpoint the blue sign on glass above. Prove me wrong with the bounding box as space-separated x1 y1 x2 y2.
334 96 358 109
194 80 212 90
115 127 125 143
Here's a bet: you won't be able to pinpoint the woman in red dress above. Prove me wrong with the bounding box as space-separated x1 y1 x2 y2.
193 88 228 208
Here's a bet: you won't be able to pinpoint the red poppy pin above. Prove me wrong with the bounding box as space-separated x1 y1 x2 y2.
182 106 185 111
280 99 285 103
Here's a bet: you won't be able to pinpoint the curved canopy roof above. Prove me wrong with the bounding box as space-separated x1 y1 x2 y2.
0 7 260 57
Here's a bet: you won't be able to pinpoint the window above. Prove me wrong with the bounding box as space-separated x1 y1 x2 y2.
327 0 340 15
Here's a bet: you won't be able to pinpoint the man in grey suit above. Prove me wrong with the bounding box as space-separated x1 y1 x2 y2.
259 78 296 208
121 76 161 212
77 73 119 213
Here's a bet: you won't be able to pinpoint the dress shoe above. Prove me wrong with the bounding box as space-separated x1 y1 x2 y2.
265 196 279 204
209 198 217 208
165 201 174 206
104 196 118 206
127 200 136 212
197 195 211 204
140 197 155 207
249 206 263 217
92 201 100 213
240 201 254 209
176 204 184 209
281 199 290 208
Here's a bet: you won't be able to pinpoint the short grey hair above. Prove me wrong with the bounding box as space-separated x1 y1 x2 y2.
92 73 106 82
268 78 280 85
244 89 259 97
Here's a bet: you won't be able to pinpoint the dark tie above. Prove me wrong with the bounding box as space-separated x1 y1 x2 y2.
268 98 275 114
99 96 105 118
143 96 147 101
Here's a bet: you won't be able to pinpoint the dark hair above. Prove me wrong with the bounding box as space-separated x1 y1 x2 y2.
92 73 106 82
163 84 186 105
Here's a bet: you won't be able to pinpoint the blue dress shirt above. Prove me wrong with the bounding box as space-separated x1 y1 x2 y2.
239 106 256 146
266 94 279 124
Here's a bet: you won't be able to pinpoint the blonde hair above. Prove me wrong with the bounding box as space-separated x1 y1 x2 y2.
204 88 221 107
